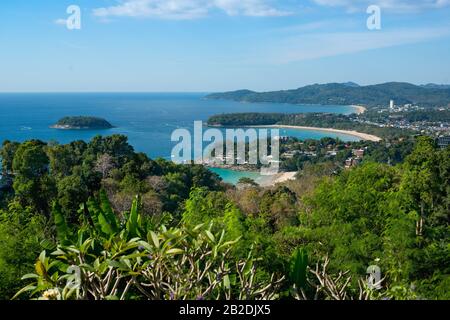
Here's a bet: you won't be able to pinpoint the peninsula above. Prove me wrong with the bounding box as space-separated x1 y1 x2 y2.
207 113 387 140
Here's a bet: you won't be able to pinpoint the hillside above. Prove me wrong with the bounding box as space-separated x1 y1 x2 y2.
421 83 450 90
206 82 450 108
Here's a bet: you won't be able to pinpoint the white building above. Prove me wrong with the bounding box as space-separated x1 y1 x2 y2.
390 100 394 110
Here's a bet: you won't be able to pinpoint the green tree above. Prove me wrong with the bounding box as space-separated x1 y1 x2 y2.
0 140 20 174
47 144 75 177
0 202 49 299
56 174 89 222
12 140 56 214
401 136 440 236
237 177 258 186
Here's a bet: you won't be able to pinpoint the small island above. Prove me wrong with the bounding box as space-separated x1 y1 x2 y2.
50 116 114 130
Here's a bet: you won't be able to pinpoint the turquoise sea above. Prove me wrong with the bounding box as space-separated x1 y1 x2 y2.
208 168 266 185
0 93 358 183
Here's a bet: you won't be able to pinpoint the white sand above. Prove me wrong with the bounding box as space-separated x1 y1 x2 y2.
351 105 367 114
258 171 297 187
259 125 382 142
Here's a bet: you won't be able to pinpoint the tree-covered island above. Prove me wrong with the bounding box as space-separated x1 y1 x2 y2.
50 116 114 130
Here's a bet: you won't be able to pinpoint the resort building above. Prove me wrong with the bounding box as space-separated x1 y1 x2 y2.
352 148 365 158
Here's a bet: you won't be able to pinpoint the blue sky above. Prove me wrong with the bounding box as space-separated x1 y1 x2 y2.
1 0 450 92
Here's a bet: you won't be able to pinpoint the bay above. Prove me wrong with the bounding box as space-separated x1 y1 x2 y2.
0 93 358 183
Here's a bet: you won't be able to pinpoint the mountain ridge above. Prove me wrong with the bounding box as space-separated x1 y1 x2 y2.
206 82 450 108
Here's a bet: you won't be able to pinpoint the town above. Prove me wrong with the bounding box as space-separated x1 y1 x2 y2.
352 99 450 139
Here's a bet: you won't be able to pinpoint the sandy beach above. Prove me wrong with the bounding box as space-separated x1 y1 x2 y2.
258 125 382 142
351 105 367 114
258 171 298 187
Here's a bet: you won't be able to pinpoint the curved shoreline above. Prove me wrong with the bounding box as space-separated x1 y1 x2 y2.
250 125 382 142
351 105 367 114
209 167 298 187
258 171 297 187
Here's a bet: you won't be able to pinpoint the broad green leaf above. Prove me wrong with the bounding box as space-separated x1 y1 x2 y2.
166 248 184 255
205 230 215 242
149 231 160 249
137 240 153 252
99 189 119 232
21 273 39 280
126 195 140 237
12 285 37 300
35 260 46 277
40 239 56 251
223 275 231 289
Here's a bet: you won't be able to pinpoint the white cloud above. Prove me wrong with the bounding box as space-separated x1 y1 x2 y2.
93 0 207 19
272 26 450 63
54 18 68 26
312 0 450 12
92 0 291 20
213 0 290 16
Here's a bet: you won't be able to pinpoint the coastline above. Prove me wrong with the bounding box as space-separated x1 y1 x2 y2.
351 105 367 114
250 125 382 142
209 166 298 187
258 171 297 187
50 125 85 130
50 124 114 130
208 166 298 187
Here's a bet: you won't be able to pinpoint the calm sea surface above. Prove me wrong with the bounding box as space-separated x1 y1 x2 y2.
0 93 358 183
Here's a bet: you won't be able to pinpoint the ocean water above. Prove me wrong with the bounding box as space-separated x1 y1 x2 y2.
208 168 265 185
0 93 357 183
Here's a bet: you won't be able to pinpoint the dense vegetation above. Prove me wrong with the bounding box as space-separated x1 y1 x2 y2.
421 83 450 90
0 135 448 300
53 116 114 129
0 135 223 298
206 82 450 108
208 113 285 126
207 112 410 138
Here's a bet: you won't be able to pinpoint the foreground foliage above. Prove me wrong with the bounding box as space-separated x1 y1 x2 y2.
1 135 448 300
15 195 283 300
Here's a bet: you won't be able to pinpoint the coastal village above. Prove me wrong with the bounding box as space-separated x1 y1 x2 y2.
280 137 369 170
352 99 450 139
272 99 450 180
193 97 450 189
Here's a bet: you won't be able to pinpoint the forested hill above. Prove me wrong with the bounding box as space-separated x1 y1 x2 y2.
52 116 114 129
206 82 450 108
